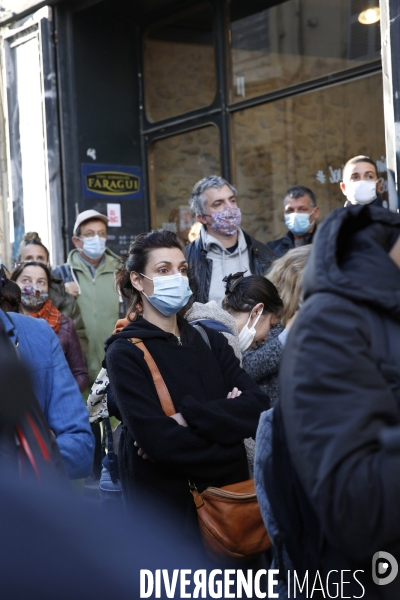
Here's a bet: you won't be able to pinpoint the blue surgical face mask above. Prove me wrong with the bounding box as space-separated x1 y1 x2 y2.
284 209 316 236
140 272 193 317
79 235 106 260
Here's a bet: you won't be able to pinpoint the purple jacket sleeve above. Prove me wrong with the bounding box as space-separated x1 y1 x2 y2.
59 317 89 393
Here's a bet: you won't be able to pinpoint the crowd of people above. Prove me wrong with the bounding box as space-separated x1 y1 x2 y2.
2 153 399 598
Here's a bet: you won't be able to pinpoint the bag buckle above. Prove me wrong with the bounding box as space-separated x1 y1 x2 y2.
189 480 204 508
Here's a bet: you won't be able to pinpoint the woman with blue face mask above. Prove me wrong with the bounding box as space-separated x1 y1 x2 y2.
105 229 269 555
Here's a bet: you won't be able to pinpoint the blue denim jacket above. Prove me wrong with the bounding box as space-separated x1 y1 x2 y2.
1 310 94 479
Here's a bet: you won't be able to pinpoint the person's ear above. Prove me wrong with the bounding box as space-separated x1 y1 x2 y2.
377 177 383 193
340 182 347 196
196 214 207 225
72 236 82 249
313 206 320 220
130 271 143 292
252 302 264 318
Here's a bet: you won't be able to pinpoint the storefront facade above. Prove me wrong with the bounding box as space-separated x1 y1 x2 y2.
0 0 397 264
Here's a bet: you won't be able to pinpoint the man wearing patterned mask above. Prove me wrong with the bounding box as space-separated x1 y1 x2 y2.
267 185 319 259
340 155 387 208
185 176 275 305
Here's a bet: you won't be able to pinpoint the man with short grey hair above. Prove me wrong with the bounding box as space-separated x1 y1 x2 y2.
267 185 319 258
185 176 275 305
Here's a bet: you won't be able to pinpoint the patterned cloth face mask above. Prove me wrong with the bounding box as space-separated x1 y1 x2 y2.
204 206 242 236
20 285 49 309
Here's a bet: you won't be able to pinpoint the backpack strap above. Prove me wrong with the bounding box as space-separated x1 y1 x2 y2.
130 338 176 416
190 319 233 335
52 263 73 283
191 323 211 348
52 264 81 294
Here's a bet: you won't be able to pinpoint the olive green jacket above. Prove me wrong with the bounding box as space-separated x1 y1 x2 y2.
68 248 120 384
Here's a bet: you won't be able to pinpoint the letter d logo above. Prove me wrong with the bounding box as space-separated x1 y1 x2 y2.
372 551 398 586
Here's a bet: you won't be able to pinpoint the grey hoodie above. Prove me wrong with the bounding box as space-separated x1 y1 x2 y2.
201 227 251 306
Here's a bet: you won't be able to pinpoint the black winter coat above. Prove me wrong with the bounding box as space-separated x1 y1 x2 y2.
266 226 317 258
105 316 269 531
185 228 275 303
267 205 400 598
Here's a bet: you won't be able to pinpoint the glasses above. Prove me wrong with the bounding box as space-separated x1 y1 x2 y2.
14 260 50 267
80 231 107 239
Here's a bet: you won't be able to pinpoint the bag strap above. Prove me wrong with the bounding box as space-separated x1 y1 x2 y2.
130 338 176 416
191 323 211 348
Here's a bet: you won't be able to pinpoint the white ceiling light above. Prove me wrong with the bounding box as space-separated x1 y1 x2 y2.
358 7 380 24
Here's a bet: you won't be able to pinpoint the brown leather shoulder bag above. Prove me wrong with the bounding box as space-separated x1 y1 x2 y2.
130 337 271 563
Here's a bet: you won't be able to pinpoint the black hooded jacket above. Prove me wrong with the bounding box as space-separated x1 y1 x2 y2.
105 315 269 530
266 226 317 258
268 205 400 598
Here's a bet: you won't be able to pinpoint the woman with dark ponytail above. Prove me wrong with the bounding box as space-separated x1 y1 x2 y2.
217 272 285 410
241 246 311 406
105 229 269 551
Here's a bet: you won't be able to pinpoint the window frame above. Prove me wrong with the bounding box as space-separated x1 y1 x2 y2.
138 0 382 233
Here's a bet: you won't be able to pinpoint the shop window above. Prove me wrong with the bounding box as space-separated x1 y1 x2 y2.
229 0 380 103
149 125 221 241
143 4 216 122
232 73 385 242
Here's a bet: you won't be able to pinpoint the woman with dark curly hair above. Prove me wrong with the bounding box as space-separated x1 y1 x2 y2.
105 229 269 552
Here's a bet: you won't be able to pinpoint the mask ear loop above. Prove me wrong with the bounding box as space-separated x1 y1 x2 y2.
245 308 263 331
138 273 152 299
251 309 263 329
308 207 316 228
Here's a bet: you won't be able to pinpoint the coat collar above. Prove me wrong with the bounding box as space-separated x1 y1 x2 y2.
68 247 118 274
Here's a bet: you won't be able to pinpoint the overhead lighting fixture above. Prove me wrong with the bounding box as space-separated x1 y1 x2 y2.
358 7 380 24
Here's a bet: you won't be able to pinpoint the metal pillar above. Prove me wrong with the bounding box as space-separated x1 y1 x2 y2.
381 0 400 210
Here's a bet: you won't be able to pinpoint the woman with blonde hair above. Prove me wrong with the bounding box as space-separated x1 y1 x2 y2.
242 245 311 406
267 244 311 326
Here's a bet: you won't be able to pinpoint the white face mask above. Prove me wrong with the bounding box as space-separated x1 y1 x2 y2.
238 310 262 353
345 180 377 205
